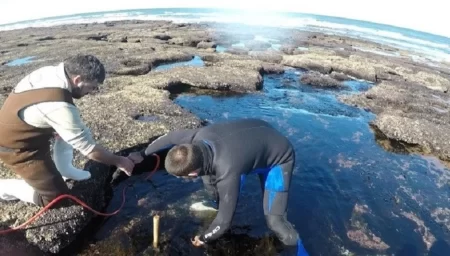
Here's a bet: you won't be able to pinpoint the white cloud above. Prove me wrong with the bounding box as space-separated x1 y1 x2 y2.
0 0 448 38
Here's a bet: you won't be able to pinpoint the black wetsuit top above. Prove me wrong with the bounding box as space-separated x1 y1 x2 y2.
143 118 295 243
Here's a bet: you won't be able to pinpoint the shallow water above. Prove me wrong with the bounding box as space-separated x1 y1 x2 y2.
5 56 35 66
215 45 227 53
84 66 450 256
174 69 450 255
152 56 204 71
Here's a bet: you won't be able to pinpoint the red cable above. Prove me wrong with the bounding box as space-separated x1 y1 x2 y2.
0 154 160 235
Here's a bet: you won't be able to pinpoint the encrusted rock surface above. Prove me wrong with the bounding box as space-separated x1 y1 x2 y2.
339 81 450 161
300 70 345 88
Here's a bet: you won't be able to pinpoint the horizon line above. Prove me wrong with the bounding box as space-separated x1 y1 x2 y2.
1 7 449 40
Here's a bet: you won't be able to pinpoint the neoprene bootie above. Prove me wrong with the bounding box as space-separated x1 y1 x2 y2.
281 239 310 256
0 179 36 204
53 136 91 181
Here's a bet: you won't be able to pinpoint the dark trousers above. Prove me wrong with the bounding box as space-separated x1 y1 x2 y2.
0 147 70 207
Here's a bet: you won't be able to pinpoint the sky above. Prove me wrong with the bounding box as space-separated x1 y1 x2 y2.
0 0 449 38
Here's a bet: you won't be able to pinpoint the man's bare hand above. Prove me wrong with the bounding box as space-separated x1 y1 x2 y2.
116 156 134 176
191 235 204 247
128 152 144 164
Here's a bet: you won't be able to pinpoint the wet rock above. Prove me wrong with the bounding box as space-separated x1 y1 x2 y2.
104 22 115 27
204 48 216 53
225 47 249 55
346 203 390 251
374 115 449 159
149 52 194 67
282 52 373 81
431 208 450 232
197 41 217 49
300 71 344 88
87 34 108 41
335 49 352 58
280 45 297 55
293 49 308 55
347 230 390 250
144 65 263 93
282 51 450 89
244 40 271 51
203 58 284 75
108 36 128 43
0 86 13 95
210 37 238 47
167 37 184 45
153 34 172 40
199 52 253 63
408 71 449 93
248 51 283 64
168 37 201 47
400 211 436 250
339 81 450 161
105 51 193 76
261 63 285 74
330 71 350 81
110 64 151 76
37 36 55 41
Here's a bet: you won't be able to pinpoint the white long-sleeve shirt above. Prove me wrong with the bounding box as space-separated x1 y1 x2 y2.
14 62 96 156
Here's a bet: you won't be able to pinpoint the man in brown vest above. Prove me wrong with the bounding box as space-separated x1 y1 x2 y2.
0 54 134 207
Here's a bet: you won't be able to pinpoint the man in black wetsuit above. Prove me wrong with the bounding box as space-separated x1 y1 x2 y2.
128 118 309 256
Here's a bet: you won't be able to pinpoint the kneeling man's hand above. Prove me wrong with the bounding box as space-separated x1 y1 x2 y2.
127 152 144 164
116 156 134 176
191 235 205 247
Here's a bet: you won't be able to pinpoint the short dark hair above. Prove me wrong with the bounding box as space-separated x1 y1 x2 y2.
165 144 203 176
63 54 105 83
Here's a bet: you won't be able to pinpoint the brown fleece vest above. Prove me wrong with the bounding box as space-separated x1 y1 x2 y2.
0 88 75 206
0 88 74 156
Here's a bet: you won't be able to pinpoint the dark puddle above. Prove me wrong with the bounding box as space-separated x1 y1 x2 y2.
81 55 450 256
167 85 246 100
134 115 159 122
215 45 227 53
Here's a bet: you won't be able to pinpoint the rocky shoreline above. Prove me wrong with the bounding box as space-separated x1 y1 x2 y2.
0 19 449 255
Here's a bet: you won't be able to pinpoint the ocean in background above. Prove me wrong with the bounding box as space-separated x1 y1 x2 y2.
0 8 449 63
